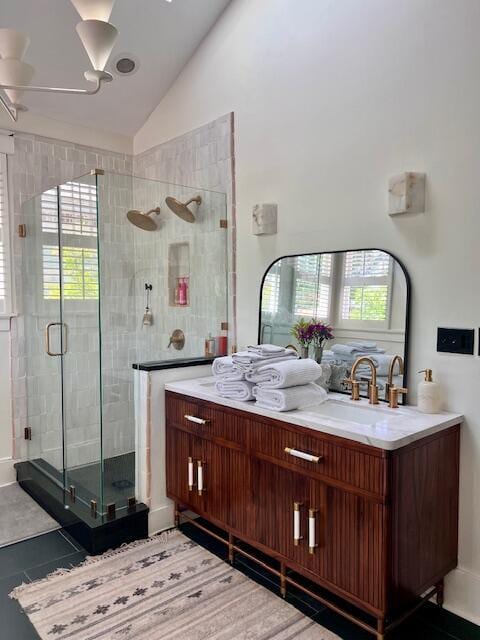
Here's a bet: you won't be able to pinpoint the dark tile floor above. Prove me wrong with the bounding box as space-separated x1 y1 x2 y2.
1 523 479 640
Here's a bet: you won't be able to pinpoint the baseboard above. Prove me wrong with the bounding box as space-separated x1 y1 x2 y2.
444 566 480 626
148 504 174 535
0 457 15 487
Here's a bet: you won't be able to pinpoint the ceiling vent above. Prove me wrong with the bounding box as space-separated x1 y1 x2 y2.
112 53 139 76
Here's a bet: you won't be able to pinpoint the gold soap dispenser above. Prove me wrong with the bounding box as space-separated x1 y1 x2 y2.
417 368 442 413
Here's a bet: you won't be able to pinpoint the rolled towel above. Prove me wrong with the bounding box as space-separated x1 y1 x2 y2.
332 344 386 358
246 358 322 389
212 356 245 381
215 380 255 401
253 382 328 412
370 354 401 376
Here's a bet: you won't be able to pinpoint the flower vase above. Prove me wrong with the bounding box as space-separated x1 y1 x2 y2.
300 346 310 359
314 345 324 364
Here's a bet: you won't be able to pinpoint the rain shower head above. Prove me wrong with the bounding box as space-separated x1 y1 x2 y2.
126 207 160 231
165 195 201 223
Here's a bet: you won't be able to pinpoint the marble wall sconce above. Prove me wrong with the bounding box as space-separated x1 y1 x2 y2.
388 172 426 215
252 203 278 235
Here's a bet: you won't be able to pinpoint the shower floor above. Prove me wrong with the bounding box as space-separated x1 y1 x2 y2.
31 452 136 509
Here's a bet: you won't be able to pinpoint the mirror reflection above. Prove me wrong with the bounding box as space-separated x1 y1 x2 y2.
259 249 409 401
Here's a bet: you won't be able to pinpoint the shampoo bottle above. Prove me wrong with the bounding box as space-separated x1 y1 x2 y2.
417 369 442 413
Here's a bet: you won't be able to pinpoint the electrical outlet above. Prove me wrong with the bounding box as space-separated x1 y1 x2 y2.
437 328 474 355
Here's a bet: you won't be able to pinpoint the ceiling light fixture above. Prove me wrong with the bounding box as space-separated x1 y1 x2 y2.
0 0 120 122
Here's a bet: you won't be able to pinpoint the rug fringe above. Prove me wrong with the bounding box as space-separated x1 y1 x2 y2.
9 528 178 601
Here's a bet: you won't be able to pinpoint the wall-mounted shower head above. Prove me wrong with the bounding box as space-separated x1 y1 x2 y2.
126 207 160 231
165 195 201 223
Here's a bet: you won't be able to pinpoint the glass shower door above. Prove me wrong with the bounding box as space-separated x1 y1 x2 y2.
59 173 104 515
22 189 65 487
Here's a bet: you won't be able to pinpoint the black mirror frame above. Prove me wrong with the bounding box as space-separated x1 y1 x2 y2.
257 248 412 403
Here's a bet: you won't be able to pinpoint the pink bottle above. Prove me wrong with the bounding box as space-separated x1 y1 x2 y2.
178 278 187 305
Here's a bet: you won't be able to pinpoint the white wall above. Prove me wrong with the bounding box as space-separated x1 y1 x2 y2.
134 0 480 623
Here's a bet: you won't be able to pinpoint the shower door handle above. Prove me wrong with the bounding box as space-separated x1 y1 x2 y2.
45 322 67 356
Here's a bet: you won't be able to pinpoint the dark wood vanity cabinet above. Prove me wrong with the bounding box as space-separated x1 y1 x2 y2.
166 391 460 637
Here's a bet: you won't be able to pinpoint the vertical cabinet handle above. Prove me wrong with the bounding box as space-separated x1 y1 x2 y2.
197 460 204 496
293 502 303 545
308 508 318 554
188 457 194 491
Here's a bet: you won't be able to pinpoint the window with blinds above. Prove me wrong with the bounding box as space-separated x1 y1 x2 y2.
340 250 392 322
0 153 10 314
293 253 332 319
41 181 99 301
261 269 280 315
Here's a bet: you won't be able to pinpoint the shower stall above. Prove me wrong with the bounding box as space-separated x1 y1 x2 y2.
16 170 228 552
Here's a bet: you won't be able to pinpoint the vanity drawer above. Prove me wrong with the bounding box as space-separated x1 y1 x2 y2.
166 392 248 447
250 419 386 497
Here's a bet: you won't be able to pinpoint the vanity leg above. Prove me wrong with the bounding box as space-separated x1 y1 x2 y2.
280 563 287 599
228 533 235 565
436 579 445 607
174 503 180 528
376 617 385 640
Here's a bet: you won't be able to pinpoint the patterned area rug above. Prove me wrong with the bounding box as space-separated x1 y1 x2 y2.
10 530 340 639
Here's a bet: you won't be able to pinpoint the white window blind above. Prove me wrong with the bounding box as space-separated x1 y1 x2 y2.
0 153 11 314
293 253 332 319
261 266 281 315
41 180 99 301
340 250 392 322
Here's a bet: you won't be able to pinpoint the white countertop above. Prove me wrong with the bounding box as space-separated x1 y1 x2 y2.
165 376 463 451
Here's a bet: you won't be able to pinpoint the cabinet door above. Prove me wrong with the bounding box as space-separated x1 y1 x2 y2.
203 441 250 536
166 426 206 514
312 483 386 611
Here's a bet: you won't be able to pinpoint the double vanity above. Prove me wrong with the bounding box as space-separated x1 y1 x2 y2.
165 377 462 639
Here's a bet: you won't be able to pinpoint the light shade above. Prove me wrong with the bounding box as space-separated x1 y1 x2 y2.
70 0 116 22
0 28 30 60
0 58 34 105
76 19 118 71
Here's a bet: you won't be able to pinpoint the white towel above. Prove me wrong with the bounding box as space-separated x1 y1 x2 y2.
247 344 289 356
370 354 401 376
212 356 245 381
253 383 328 412
215 380 255 401
246 358 322 389
233 349 298 365
346 341 379 351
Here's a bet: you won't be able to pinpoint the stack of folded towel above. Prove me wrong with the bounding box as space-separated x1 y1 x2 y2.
212 344 327 411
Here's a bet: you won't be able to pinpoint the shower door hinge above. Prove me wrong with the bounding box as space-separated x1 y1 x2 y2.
221 322 228 331
90 500 98 519
219 219 228 229
107 503 116 520
69 485 76 503
18 224 27 238
90 168 105 176
127 496 137 512
24 426 32 440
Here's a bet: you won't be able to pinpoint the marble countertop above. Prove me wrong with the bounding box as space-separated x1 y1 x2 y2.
165 376 463 451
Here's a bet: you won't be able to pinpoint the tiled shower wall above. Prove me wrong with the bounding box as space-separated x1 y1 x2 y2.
133 112 236 352
10 112 235 472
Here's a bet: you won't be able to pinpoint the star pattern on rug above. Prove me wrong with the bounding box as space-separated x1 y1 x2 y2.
72 614 88 625
168 572 182 581
113 596 130 605
220 576 233 584
188 590 203 599
93 604 110 615
48 624 67 635
133 587 148 596
151 580 165 589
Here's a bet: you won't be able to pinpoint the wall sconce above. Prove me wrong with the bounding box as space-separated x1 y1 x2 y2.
388 172 426 215
252 203 277 235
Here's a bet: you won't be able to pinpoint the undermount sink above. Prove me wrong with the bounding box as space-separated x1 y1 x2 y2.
303 399 395 426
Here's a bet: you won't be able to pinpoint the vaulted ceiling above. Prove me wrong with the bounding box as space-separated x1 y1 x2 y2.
0 0 231 136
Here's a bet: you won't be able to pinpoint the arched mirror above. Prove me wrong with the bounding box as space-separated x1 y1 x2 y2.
258 249 410 402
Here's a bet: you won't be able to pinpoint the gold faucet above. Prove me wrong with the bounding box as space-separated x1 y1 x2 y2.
344 356 379 404
385 355 404 400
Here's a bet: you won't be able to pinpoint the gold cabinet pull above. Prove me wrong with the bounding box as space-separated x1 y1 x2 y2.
284 447 322 464
184 414 209 425
308 508 318 554
293 502 303 546
188 456 194 491
197 460 204 496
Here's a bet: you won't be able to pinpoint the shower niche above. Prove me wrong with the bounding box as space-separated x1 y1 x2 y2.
168 242 190 307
